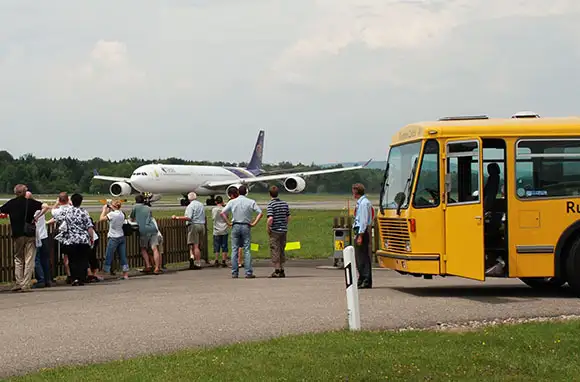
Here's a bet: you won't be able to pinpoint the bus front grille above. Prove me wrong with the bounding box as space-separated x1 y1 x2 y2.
378 217 410 254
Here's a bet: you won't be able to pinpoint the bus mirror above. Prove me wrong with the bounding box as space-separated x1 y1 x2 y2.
394 192 406 207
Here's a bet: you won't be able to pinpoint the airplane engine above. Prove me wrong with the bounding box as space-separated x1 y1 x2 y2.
109 182 132 197
284 176 306 193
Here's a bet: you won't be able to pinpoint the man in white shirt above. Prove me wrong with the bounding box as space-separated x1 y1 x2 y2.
211 196 229 268
27 192 51 288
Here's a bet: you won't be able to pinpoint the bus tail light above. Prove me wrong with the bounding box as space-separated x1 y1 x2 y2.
409 218 416 233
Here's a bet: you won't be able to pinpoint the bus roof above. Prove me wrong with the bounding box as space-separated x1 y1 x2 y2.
391 116 580 146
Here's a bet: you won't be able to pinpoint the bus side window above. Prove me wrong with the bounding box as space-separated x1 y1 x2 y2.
413 140 440 208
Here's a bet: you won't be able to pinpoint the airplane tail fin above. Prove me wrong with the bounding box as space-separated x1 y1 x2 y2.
246 130 264 175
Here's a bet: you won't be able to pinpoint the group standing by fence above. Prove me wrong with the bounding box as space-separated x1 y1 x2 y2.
1 181 374 292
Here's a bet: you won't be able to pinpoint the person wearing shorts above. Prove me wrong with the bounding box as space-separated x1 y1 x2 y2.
266 186 290 278
130 194 162 275
172 192 205 270
211 196 229 268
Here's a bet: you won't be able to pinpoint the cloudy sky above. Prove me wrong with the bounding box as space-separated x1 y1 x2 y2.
1 0 580 165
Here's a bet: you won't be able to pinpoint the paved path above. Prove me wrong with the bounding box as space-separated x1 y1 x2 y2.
1 261 580 378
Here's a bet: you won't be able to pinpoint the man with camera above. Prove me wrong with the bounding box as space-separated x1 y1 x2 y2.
0 184 49 292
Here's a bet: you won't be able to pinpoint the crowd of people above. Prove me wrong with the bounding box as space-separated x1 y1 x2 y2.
1 181 374 292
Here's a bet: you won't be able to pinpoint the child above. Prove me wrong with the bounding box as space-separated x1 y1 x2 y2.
211 196 229 268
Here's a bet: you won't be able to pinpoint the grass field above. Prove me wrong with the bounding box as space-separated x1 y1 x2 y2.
0 192 379 204
8 320 580 381
1 209 347 260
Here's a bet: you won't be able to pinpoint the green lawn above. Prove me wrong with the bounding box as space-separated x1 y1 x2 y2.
0 192 377 204
1 209 347 260
8 320 580 381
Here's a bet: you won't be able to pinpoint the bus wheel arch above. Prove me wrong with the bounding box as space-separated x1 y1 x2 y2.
554 221 580 281
565 236 580 296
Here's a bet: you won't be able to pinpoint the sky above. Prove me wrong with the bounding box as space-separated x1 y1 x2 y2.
1 0 580 165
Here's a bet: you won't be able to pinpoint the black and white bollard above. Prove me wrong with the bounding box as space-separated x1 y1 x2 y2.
343 245 361 330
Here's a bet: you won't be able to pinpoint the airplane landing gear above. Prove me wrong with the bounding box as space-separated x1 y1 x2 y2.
206 196 217 206
180 194 189 206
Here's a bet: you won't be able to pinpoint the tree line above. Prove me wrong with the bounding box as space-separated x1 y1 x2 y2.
0 151 385 195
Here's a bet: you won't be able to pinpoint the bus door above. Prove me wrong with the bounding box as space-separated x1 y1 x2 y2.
444 138 485 281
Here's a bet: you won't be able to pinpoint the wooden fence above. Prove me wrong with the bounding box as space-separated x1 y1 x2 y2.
0 218 209 283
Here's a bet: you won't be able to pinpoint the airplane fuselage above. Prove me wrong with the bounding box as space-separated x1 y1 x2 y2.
128 164 256 196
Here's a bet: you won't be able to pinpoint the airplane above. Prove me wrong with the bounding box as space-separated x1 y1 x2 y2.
92 130 372 206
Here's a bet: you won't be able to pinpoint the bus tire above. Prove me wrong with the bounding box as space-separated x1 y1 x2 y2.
519 277 566 289
566 237 580 296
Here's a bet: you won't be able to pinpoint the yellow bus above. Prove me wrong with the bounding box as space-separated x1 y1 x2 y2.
375 112 580 294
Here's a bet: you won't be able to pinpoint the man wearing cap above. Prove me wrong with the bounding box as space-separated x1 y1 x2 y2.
172 191 206 270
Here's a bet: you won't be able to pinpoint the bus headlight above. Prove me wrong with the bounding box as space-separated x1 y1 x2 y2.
405 241 411 252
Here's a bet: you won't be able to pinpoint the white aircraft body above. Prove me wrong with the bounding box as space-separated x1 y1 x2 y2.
92 130 371 206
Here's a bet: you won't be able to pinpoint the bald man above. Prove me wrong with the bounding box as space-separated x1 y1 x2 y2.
0 185 48 292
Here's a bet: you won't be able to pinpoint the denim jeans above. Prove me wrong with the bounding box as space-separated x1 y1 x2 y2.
103 236 129 273
34 238 51 286
231 224 252 276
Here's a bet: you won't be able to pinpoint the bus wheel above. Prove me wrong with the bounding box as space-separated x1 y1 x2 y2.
566 237 580 296
519 277 566 289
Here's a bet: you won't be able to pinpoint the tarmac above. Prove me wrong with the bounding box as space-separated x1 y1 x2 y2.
1 259 580 378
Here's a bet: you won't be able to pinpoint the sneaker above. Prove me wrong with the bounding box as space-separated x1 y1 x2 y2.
280 269 286 278
221 261 227 268
232 274 239 278
214 260 220 267
189 258 195 270
245 274 256 279
269 269 281 278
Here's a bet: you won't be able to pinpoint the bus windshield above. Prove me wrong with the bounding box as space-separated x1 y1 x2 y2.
381 141 422 210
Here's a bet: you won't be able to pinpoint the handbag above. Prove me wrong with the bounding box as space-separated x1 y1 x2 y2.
23 199 36 237
121 211 136 236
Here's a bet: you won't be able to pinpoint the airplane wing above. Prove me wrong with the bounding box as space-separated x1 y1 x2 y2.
204 159 373 188
93 175 132 183
91 169 131 183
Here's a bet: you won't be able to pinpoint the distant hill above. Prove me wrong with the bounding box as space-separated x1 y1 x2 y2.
321 161 386 170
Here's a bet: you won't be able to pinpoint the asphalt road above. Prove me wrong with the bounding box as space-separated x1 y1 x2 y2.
1 261 580 378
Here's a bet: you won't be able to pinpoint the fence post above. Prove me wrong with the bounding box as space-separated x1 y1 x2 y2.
343 245 361 331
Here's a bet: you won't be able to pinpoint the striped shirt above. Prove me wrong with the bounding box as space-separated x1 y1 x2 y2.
266 198 290 233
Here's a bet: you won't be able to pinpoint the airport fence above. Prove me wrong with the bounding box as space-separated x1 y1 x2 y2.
0 218 209 283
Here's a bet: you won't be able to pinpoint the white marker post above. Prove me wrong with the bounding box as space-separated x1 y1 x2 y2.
343 245 361 331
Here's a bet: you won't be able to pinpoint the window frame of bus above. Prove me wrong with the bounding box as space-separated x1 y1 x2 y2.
445 140 480 206
515 138 580 201
412 139 440 209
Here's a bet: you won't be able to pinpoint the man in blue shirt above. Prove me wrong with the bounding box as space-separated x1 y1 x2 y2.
352 183 374 289
220 185 262 278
